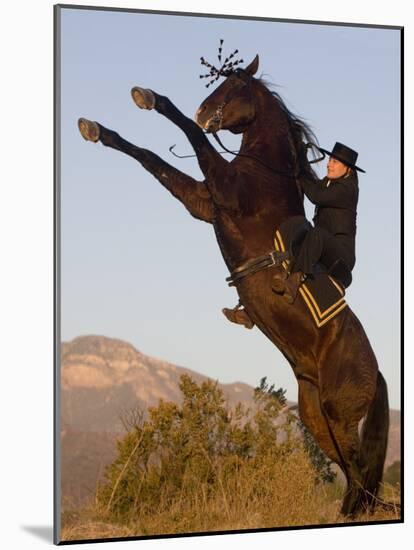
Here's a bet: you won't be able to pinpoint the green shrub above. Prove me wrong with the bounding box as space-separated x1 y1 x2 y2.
96 375 335 528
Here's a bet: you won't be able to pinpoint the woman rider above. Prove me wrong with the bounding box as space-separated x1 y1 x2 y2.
223 141 364 328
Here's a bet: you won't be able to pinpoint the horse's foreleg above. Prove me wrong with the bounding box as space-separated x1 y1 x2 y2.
131 87 228 179
78 119 214 223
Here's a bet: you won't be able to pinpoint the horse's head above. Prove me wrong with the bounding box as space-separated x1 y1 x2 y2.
195 55 259 134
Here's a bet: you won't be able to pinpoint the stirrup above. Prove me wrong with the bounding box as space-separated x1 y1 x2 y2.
222 301 254 329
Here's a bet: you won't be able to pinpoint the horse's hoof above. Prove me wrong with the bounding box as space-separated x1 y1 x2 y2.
78 118 100 142
131 87 155 110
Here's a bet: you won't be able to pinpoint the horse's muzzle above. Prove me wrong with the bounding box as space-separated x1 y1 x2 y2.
195 104 222 133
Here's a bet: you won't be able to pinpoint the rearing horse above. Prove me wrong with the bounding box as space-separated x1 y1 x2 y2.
78 54 389 517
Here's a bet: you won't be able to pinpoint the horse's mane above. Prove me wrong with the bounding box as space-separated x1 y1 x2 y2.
257 77 319 184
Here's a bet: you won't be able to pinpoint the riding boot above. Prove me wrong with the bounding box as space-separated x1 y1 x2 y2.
272 268 306 304
222 306 255 329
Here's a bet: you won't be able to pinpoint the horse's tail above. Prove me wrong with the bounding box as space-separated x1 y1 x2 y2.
359 370 390 507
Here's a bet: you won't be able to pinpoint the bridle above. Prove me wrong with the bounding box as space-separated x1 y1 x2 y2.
170 69 325 179
209 68 253 131
209 71 324 180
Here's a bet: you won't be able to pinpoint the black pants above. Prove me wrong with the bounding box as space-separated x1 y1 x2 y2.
293 226 355 276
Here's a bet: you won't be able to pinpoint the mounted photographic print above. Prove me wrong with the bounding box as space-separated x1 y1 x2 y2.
54 4 403 545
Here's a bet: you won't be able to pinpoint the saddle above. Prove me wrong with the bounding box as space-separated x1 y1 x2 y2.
275 216 350 328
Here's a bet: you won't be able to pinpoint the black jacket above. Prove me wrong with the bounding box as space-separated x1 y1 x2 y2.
300 173 359 256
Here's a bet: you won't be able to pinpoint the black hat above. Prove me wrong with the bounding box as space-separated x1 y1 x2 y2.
317 142 365 173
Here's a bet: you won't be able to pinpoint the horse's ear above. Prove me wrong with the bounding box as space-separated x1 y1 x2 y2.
245 55 259 76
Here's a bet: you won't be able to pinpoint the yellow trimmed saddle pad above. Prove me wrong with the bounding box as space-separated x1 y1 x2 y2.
274 229 348 328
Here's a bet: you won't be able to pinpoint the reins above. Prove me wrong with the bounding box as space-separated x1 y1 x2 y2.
172 61 326 177
170 59 326 205
170 134 325 181
211 132 325 180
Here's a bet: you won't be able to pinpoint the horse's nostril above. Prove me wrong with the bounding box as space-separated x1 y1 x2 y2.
195 106 207 125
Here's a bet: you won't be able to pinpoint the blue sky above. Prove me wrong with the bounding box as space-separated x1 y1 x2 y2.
59 7 401 408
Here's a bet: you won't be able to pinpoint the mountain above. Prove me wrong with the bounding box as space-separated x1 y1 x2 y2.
59 335 401 509
61 335 255 433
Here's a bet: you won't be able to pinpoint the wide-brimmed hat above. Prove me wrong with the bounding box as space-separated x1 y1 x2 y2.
318 142 365 173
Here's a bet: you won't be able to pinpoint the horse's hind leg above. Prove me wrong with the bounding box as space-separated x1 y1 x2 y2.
317 312 381 517
298 377 343 468
319 379 374 516
324 416 366 516
298 378 371 516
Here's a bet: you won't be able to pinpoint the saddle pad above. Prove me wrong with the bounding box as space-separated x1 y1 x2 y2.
274 229 348 328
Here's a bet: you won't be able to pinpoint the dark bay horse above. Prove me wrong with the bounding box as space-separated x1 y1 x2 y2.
78 54 389 517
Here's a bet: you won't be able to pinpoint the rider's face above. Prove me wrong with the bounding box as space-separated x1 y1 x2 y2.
327 157 349 179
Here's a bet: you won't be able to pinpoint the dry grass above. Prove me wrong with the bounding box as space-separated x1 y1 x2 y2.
60 460 400 542
62 520 135 541
60 376 400 542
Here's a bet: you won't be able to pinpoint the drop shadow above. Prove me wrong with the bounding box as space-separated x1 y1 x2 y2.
21 525 54 543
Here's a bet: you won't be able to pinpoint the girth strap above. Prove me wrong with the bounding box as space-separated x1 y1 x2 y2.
226 250 290 287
